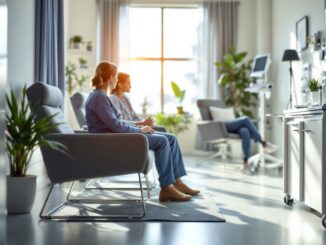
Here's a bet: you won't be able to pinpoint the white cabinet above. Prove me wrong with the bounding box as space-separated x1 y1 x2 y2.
283 108 326 228
285 118 304 201
303 115 323 212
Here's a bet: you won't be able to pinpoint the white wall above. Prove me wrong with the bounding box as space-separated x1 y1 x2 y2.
237 0 257 59
65 0 97 129
7 0 35 89
270 0 325 157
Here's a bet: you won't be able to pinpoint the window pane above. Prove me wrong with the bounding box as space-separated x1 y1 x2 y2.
127 61 161 114
164 61 198 113
129 8 161 58
164 8 199 58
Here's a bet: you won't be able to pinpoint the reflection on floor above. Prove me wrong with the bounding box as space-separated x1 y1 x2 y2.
6 154 326 245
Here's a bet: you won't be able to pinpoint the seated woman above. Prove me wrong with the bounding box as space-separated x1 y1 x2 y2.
85 61 200 202
109 72 153 127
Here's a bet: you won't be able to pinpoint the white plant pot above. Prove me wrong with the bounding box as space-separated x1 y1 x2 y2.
310 92 319 105
6 175 36 214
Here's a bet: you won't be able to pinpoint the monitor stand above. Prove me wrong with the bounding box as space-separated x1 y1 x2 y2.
247 79 282 172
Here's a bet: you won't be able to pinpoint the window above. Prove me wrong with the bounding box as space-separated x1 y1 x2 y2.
119 7 201 114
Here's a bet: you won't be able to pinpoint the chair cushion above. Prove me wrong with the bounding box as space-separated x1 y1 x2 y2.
209 106 235 122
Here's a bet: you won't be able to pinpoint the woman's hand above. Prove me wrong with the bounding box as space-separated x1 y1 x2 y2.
136 117 154 127
143 117 154 126
140 126 154 134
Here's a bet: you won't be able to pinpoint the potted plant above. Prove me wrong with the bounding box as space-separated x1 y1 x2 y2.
308 78 320 105
215 47 256 118
5 85 65 214
78 57 88 69
70 35 83 49
154 113 191 136
86 41 93 52
171 81 186 114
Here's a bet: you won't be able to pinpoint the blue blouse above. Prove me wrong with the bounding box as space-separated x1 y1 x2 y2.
85 89 141 134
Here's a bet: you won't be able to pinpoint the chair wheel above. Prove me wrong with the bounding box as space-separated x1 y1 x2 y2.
322 215 326 229
284 194 294 206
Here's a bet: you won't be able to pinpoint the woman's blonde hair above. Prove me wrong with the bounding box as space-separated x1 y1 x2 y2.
111 72 130 94
91 61 117 88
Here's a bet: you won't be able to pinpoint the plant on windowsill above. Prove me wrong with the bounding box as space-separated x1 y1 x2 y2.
5 85 66 214
215 47 256 118
171 81 186 114
154 113 191 136
308 78 320 105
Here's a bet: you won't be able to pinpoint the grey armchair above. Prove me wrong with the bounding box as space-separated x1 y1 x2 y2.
196 99 241 160
27 82 151 220
70 91 158 189
70 91 88 129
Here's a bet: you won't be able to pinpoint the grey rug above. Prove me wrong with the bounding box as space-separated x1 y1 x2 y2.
53 182 225 222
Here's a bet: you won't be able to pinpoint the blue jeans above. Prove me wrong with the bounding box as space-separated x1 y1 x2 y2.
145 132 187 187
224 117 262 162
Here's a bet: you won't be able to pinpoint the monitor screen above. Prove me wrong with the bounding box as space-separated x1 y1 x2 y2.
253 57 267 72
250 54 271 78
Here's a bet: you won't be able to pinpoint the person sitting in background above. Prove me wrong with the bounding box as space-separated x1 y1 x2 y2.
85 61 200 202
224 116 277 171
110 72 153 127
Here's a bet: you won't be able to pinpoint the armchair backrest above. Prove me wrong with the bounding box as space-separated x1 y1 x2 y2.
197 99 226 121
70 92 88 128
26 82 74 134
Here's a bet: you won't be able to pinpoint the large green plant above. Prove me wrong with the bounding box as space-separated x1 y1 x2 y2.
215 48 256 118
5 85 66 177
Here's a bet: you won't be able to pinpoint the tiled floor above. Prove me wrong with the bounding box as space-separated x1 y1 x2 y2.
6 154 326 245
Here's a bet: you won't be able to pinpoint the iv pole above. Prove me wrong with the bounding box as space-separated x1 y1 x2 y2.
247 74 282 172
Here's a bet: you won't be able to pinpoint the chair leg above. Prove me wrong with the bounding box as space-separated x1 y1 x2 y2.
39 174 146 221
82 174 155 201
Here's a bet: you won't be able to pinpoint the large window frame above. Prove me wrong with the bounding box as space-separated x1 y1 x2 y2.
128 6 199 113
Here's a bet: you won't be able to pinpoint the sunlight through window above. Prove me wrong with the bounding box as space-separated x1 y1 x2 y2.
121 7 201 114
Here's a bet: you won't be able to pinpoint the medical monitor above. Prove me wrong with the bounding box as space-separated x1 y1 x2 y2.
250 53 271 78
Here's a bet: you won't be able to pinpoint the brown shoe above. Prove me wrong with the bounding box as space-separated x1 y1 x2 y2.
174 183 200 196
159 186 192 202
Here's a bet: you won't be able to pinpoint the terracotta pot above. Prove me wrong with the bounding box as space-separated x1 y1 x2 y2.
6 175 36 214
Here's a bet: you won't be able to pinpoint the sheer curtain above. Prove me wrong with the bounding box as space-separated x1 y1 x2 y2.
198 0 239 100
97 0 129 65
34 0 65 93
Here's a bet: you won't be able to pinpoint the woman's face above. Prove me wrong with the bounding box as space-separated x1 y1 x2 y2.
110 72 119 90
119 78 131 93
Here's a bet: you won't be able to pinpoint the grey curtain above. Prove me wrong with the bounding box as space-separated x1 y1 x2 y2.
198 1 239 99
35 0 65 94
97 0 121 64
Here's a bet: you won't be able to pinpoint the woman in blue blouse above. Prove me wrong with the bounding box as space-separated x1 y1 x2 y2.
85 61 199 202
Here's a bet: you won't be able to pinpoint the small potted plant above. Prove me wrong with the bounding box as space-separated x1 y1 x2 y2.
5 85 65 213
308 78 320 105
78 57 88 69
171 81 186 114
70 35 83 49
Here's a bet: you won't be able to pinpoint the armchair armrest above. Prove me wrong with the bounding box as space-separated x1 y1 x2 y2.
42 133 148 183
